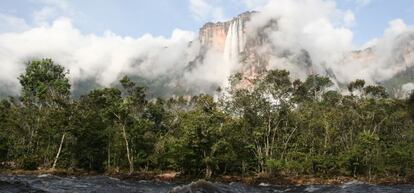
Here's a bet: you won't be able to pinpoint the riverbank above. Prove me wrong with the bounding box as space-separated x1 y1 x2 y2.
0 169 411 186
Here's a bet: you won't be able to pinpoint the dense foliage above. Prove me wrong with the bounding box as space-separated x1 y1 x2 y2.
1 59 414 179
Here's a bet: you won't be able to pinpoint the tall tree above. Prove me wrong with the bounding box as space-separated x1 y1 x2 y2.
348 79 365 96
73 88 122 171
117 76 148 174
18 59 71 169
408 91 414 120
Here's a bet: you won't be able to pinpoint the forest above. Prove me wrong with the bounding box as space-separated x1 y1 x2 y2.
0 59 414 180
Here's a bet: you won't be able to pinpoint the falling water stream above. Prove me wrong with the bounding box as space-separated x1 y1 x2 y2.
223 17 246 72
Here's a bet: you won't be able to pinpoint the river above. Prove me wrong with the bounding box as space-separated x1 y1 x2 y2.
0 174 413 193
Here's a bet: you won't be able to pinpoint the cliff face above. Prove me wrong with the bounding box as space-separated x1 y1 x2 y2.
197 12 414 96
198 12 276 89
199 12 252 52
198 11 269 86
199 22 229 51
197 11 313 80
379 32 414 96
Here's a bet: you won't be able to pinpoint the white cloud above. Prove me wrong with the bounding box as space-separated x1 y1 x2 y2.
360 38 378 49
189 0 210 20
243 0 414 87
33 7 58 25
343 10 356 27
337 18 414 84
0 17 203 94
246 0 354 77
188 0 226 21
359 18 408 50
385 19 408 36
31 0 73 25
0 0 411 96
0 14 30 33
402 83 414 92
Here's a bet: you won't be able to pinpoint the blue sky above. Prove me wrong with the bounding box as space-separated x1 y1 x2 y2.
0 0 413 45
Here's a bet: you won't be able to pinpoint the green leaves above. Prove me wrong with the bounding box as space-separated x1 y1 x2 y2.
292 75 333 103
19 59 70 106
1 59 413 179
363 85 388 99
348 79 365 94
408 91 414 120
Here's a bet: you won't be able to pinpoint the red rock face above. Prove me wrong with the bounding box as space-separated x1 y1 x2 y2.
197 11 414 94
198 12 254 51
197 11 271 89
199 22 230 51
348 48 376 63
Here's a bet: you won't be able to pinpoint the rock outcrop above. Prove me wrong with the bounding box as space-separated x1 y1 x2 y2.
197 11 414 96
199 12 253 52
168 180 235 193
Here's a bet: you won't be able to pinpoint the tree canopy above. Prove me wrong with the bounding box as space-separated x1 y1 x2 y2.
0 58 413 180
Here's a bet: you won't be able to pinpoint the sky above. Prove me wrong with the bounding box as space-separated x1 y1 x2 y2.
0 0 413 46
0 0 413 96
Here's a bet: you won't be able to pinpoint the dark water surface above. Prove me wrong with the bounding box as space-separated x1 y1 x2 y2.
0 174 413 193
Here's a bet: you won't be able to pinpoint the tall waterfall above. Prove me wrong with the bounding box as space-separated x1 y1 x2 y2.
223 18 246 72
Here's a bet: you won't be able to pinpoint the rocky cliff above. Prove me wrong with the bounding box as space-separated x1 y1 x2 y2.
199 12 252 51
198 12 277 83
197 12 414 96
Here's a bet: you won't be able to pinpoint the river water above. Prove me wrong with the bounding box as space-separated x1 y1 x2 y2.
0 174 413 193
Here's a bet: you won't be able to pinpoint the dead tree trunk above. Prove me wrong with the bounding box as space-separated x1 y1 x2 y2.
121 124 134 174
52 132 66 170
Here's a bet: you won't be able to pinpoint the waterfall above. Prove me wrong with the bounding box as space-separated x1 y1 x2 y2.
223 18 246 72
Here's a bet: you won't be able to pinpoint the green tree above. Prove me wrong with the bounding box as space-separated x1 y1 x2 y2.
72 88 122 171
179 95 226 178
116 75 148 174
363 85 388 99
408 91 414 120
0 100 11 162
348 79 365 96
19 59 70 106
17 59 71 169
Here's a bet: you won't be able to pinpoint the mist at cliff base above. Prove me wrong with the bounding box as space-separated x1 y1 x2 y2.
0 0 413 96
